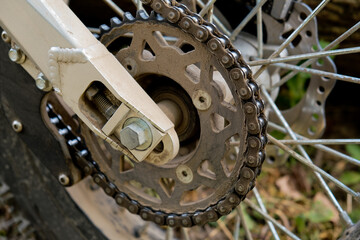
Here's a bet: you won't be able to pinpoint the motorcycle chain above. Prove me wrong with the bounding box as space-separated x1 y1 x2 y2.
48 0 268 227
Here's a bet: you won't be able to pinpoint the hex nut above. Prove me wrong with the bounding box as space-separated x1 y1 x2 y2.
120 124 146 150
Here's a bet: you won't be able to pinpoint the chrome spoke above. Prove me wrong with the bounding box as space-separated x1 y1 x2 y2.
249 47 360 67
243 199 301 240
279 139 360 145
196 0 231 36
199 0 216 18
253 187 280 240
253 0 330 79
236 206 253 240
261 85 353 225
256 0 263 59
233 213 241 240
275 21 360 88
268 134 360 200
271 62 360 84
102 0 124 18
230 0 268 41
268 122 360 167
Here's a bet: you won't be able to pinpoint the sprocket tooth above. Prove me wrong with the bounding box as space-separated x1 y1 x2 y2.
110 17 122 28
149 11 157 20
93 33 100 39
123 12 135 22
136 10 149 20
99 24 110 35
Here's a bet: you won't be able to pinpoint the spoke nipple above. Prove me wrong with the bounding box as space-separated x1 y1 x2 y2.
58 173 70 186
11 120 23 133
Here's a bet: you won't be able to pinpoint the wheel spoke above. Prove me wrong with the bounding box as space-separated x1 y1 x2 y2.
196 0 231 36
249 47 360 67
271 62 360 84
102 0 124 18
274 21 360 88
253 0 331 79
253 187 280 240
243 199 301 240
268 135 360 201
268 122 360 167
256 0 263 59
261 85 354 225
230 0 268 41
198 0 216 18
236 206 254 240
279 139 360 145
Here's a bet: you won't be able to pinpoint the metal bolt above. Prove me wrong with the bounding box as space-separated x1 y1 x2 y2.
119 118 152 150
58 174 70 186
207 212 214 219
195 216 201 223
35 73 52 91
1 31 11 43
182 219 188 225
8 48 25 64
229 196 235 203
11 120 23 133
